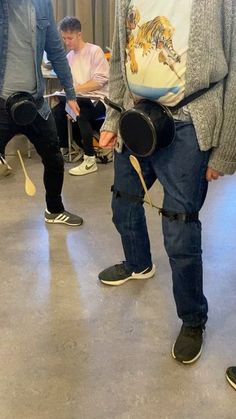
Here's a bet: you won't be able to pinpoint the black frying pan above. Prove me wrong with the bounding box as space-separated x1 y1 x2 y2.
104 97 176 157
6 92 38 126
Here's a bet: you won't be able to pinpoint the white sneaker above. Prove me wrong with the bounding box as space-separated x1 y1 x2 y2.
69 155 97 176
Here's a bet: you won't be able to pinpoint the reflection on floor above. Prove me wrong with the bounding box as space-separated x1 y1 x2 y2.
1 145 236 419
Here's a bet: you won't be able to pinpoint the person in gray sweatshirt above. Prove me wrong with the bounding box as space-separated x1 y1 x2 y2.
98 0 236 365
0 0 82 226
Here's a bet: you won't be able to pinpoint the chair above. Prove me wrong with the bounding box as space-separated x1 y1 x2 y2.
66 115 89 163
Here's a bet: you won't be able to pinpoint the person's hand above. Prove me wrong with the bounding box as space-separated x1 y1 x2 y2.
67 100 80 117
74 83 81 93
99 131 117 149
206 166 224 181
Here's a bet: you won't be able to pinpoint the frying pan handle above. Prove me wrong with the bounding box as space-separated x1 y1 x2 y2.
104 97 125 113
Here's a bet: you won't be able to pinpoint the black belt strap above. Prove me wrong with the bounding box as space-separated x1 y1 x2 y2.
171 81 220 112
111 186 199 222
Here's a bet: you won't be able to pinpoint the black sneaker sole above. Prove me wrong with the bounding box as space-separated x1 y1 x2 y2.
100 265 156 286
226 372 236 390
171 343 203 364
45 218 83 226
171 329 205 364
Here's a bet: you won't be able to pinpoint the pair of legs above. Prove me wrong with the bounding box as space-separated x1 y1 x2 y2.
0 102 82 225
110 120 210 326
0 105 64 212
53 98 105 156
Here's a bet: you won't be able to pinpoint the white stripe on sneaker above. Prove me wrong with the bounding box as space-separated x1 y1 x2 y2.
55 214 69 222
45 210 83 226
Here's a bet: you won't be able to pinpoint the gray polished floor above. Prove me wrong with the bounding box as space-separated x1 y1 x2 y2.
1 139 236 419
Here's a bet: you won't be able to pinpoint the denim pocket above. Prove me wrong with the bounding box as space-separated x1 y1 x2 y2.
36 18 49 52
36 18 49 30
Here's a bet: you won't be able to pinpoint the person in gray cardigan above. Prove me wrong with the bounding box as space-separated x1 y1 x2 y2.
98 0 236 365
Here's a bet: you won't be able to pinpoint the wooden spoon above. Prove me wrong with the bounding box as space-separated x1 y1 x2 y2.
17 150 36 197
129 155 153 208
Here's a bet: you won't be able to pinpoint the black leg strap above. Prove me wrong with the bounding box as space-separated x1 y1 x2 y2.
111 185 144 204
159 208 199 222
111 185 199 222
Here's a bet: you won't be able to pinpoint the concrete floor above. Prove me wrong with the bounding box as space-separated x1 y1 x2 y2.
1 138 236 419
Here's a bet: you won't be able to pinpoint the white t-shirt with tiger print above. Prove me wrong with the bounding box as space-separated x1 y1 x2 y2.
125 0 193 107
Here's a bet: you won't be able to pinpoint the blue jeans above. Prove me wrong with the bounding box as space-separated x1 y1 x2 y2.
112 121 210 327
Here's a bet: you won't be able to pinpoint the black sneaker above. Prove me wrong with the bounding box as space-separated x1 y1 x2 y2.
45 209 83 226
98 262 155 286
226 367 236 390
172 325 205 364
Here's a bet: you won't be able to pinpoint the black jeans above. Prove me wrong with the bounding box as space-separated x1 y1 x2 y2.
52 98 105 155
0 104 64 213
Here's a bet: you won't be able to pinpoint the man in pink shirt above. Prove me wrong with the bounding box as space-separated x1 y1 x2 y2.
53 16 109 175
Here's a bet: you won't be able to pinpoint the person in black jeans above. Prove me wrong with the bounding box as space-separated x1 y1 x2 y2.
0 0 82 226
53 96 106 163
53 16 109 176
0 103 82 226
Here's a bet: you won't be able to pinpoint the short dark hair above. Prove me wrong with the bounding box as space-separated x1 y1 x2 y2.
58 16 82 33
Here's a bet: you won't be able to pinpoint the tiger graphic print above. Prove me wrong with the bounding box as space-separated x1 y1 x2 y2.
126 9 180 75
125 1 192 107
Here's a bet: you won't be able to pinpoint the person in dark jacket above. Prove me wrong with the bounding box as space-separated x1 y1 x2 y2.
0 0 82 226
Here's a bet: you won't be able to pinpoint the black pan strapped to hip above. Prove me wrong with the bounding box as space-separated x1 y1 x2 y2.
104 81 219 157
1 92 42 125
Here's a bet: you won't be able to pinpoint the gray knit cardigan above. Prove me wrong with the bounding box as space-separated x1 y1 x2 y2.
102 0 236 174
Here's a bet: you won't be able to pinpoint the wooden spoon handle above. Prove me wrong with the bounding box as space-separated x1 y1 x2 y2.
129 155 153 208
17 150 36 196
17 149 28 179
